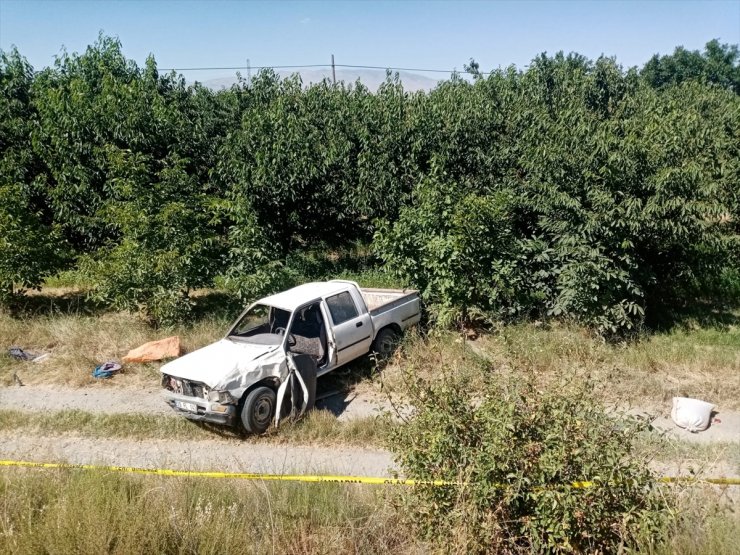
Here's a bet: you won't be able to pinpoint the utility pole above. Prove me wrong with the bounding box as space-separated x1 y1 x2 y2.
331 54 336 85
247 58 251 83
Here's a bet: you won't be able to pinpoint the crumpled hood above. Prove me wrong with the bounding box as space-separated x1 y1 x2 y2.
160 339 281 389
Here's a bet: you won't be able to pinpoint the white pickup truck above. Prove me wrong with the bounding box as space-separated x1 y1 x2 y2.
161 280 420 433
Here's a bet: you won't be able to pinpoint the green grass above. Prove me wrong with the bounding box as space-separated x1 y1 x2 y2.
0 468 410 555
0 466 737 554
0 408 392 447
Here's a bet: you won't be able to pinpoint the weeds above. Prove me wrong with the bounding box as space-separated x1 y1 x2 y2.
0 289 231 387
642 483 740 555
0 468 410 554
378 321 740 410
387 366 671 553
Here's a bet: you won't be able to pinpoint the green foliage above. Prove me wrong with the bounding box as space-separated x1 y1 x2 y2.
215 72 419 249
375 173 524 326
79 148 223 326
377 54 739 334
642 39 740 94
1 36 738 330
21 36 230 324
218 192 292 303
388 368 670 553
0 49 69 299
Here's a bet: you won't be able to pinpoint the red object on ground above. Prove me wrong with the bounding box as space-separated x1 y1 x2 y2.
122 336 181 363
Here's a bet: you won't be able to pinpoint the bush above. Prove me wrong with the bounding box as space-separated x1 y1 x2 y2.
387 368 670 553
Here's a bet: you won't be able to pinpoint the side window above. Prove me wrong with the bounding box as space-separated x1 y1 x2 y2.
326 291 359 325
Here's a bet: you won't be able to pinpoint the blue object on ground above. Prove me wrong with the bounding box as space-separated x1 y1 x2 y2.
92 361 122 379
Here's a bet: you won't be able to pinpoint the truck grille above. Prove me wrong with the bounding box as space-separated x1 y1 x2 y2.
187 382 205 399
162 374 209 399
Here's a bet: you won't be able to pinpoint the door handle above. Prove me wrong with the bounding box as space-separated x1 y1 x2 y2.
356 321 363 328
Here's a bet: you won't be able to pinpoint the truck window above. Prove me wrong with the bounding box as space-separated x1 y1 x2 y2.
230 305 290 337
326 291 359 325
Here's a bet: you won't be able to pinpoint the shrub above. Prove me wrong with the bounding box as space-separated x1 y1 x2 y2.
387 368 671 553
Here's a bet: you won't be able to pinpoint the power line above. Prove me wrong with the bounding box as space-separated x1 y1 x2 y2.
157 64 331 71
157 62 495 75
337 63 491 74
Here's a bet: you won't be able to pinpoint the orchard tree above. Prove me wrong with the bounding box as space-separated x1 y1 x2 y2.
642 39 740 94
0 49 68 300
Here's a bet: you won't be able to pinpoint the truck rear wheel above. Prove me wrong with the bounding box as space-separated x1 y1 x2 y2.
241 386 276 434
372 327 399 360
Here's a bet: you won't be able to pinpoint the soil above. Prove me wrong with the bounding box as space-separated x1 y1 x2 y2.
0 384 737 478
0 432 395 476
0 383 387 421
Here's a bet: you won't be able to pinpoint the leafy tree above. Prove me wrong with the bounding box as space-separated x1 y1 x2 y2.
375 172 525 326
2 35 737 329
377 53 739 333
30 37 228 323
642 39 740 94
0 49 68 299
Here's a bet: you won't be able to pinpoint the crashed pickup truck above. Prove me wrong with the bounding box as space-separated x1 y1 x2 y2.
161 280 420 434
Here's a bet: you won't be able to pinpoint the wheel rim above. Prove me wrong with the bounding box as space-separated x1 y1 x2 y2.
253 395 273 426
381 339 393 355
380 332 396 356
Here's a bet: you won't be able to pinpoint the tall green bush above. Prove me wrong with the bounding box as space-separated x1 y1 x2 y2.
388 368 670 552
377 54 739 333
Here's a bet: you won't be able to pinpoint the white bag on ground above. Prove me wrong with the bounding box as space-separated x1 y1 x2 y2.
671 397 715 432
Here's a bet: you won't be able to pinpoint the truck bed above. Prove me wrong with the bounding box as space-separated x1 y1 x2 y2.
360 288 420 319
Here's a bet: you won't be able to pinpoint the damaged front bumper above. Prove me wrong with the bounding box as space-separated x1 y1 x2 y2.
162 390 238 427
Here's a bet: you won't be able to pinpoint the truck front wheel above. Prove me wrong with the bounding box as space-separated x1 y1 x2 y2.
241 386 276 434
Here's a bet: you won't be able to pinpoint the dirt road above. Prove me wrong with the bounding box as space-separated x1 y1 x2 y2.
0 433 395 476
0 384 387 421
0 385 738 478
0 384 396 477
2 385 738 442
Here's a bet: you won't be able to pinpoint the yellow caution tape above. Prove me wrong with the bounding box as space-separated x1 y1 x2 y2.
0 459 738 487
0 459 449 486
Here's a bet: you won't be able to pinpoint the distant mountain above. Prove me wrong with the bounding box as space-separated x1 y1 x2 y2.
200 68 442 92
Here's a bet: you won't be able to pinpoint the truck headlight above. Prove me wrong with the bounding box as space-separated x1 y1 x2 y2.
208 390 235 404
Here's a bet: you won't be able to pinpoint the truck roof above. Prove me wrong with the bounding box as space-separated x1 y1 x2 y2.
258 281 356 311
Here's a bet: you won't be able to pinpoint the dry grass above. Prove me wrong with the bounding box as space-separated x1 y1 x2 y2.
0 467 736 554
2 288 738 413
0 288 231 388
481 321 740 410
644 484 740 555
376 320 740 411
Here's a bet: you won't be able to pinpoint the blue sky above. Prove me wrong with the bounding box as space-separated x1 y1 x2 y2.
1 0 738 81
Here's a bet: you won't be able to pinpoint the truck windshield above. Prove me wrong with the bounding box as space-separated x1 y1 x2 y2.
229 304 291 341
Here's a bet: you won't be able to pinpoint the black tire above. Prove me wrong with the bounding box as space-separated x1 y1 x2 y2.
372 327 400 359
241 386 276 434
